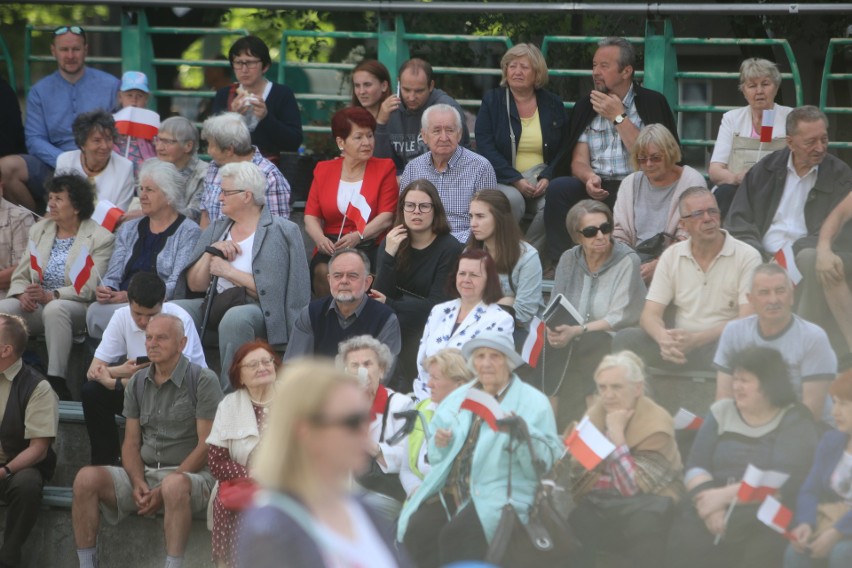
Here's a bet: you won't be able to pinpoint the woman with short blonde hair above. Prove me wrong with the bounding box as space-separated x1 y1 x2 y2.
239 360 411 567
476 43 568 247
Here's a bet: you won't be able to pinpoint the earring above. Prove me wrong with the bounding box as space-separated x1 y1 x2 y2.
338 146 344 151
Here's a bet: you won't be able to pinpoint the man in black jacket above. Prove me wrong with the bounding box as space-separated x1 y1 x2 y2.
0 313 58 567
543 37 679 266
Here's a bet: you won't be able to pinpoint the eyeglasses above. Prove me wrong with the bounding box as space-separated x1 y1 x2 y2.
232 59 263 70
153 135 179 146
311 411 371 432
636 154 664 164
241 357 276 370
579 222 613 238
681 208 721 220
403 201 434 213
54 26 85 37
220 189 246 197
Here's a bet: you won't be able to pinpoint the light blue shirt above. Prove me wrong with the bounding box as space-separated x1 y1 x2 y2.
578 85 642 179
25 67 120 168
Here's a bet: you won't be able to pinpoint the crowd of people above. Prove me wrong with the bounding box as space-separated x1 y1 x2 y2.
0 26 850 568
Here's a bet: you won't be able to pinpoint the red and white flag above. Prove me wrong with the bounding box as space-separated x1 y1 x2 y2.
737 464 790 503
774 243 803 286
757 495 795 540
345 192 372 238
68 245 95 294
114 107 160 140
460 388 506 431
28 240 44 282
565 416 616 471
760 108 776 143
92 200 124 233
673 408 704 431
521 317 545 368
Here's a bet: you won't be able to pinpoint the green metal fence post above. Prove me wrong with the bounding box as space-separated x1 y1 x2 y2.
121 8 157 108
643 18 678 112
378 15 409 85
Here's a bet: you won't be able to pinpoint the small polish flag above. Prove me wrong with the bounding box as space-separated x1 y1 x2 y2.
774 243 803 286
114 107 160 140
521 317 546 368
565 416 616 471
28 240 44 282
737 464 790 504
68 244 95 294
757 495 795 540
760 108 776 143
92 200 124 233
345 192 372 238
460 388 506 431
673 408 704 431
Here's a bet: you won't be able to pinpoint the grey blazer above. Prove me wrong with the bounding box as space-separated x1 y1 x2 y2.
175 207 310 345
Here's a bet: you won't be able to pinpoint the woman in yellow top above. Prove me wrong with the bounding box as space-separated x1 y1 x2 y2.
475 43 569 250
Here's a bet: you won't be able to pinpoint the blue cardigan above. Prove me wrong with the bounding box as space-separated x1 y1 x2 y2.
794 429 852 536
475 87 569 184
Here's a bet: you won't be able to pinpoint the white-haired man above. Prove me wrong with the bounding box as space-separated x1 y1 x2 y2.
399 104 497 243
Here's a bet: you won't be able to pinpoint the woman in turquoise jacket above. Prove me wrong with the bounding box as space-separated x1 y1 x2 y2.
398 332 563 568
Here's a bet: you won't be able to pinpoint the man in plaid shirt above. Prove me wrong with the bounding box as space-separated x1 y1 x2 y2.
198 112 290 228
399 104 497 243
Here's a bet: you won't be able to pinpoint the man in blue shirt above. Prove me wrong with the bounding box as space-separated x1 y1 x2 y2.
0 26 119 211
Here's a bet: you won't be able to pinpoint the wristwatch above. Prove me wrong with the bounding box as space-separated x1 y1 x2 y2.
613 113 628 126
2 465 12 478
581 324 588 334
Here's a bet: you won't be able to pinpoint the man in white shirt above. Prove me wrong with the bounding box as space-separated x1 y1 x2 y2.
82 272 206 465
726 106 852 260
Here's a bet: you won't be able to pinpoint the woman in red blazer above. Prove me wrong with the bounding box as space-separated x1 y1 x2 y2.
305 107 398 297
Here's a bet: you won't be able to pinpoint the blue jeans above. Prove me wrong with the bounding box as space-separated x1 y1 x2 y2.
784 540 852 568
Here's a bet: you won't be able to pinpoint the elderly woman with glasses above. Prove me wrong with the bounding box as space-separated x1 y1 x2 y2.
612 124 706 282
546 200 645 426
567 351 683 568
55 109 135 211
86 159 201 339
155 116 210 222
338 335 413 520
207 340 280 568
211 35 302 160
174 161 310 391
709 58 792 217
237 360 413 568
399 331 563 568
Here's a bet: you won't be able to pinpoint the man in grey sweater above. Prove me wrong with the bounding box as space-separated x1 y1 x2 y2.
374 58 470 174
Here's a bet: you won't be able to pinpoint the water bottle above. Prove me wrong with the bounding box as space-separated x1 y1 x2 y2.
242 94 259 132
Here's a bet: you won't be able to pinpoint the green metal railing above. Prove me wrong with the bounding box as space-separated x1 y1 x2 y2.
14 9 852 152
819 38 852 150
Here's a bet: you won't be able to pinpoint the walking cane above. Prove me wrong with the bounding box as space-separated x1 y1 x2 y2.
198 246 226 339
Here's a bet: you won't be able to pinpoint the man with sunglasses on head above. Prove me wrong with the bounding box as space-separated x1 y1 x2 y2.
613 187 761 370
0 26 120 212
72 313 222 568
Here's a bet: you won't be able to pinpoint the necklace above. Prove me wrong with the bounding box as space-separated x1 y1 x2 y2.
82 153 108 176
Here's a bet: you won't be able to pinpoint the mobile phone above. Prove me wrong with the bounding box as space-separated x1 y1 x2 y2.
135 356 151 365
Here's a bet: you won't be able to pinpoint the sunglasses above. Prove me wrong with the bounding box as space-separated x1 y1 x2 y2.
312 411 371 432
579 222 613 238
54 26 86 37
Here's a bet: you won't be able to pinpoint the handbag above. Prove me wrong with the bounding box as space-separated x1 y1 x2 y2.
199 285 251 330
218 477 259 511
635 231 676 263
356 393 407 502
